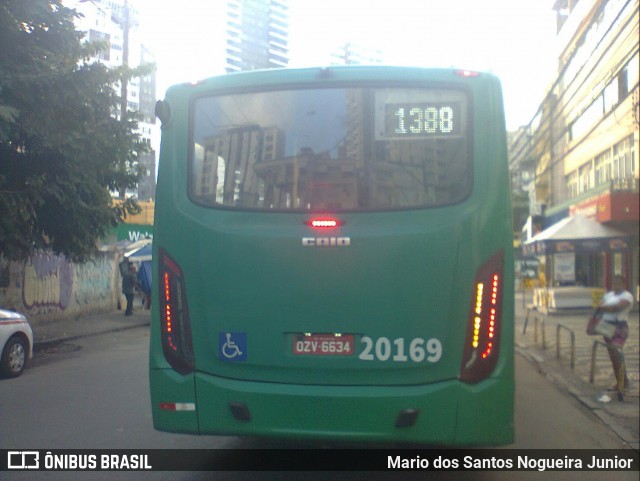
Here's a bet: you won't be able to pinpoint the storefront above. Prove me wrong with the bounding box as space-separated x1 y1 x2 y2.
569 188 639 297
523 215 632 310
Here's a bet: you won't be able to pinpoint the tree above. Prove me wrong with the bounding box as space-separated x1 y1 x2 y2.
0 0 147 261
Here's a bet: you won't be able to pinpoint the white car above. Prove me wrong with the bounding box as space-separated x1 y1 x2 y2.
0 309 33 378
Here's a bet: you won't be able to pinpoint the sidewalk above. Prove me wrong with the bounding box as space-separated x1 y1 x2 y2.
514 292 639 449
32 307 150 351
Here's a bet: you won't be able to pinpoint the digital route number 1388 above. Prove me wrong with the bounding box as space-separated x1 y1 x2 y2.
388 103 460 137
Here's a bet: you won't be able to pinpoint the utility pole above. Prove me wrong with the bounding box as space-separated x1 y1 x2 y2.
119 0 129 123
116 0 131 199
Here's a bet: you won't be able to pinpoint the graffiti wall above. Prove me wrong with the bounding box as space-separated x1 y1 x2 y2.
0 251 120 325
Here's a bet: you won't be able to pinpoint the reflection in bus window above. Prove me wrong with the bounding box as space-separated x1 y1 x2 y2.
191 88 470 211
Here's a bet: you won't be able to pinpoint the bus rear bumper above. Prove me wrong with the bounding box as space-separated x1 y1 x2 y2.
150 368 513 445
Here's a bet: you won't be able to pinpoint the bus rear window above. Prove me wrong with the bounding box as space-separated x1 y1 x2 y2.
190 87 470 211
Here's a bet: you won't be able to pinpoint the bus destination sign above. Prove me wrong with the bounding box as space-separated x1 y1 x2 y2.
385 103 461 138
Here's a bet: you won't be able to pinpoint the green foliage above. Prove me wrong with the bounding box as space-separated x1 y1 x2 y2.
0 0 149 261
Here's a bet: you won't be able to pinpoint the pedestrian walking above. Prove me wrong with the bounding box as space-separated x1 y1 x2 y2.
599 275 634 391
122 263 139 316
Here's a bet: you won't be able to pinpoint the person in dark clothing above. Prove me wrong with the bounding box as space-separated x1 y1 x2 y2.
122 264 138 316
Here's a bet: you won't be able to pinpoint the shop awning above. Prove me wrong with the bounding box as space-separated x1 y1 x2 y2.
125 243 152 262
523 215 630 256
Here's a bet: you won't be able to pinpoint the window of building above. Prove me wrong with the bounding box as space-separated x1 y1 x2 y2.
603 78 618 112
570 94 603 140
594 149 611 186
88 29 110 61
617 68 629 100
578 161 593 194
566 171 578 198
625 53 639 93
612 135 635 180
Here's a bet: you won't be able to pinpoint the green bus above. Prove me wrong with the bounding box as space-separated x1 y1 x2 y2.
149 66 514 445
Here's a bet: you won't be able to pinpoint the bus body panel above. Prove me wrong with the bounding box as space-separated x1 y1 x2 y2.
149 369 199 433
149 368 513 445
158 206 510 386
150 66 514 445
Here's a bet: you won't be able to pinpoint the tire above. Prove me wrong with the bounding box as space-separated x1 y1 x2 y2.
1 336 28 378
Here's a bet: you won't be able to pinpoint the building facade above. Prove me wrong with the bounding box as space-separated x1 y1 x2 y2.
225 0 289 73
509 0 639 294
68 0 158 200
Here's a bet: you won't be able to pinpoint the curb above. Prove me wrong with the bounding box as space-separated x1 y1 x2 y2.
515 346 639 450
33 320 150 353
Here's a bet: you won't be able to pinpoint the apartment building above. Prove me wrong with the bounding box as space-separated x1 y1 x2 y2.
225 0 289 73
510 0 638 293
69 0 157 200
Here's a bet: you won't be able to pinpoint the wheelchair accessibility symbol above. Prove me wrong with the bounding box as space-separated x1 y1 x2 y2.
219 332 247 362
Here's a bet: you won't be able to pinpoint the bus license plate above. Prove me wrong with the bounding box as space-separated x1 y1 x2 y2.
293 334 354 356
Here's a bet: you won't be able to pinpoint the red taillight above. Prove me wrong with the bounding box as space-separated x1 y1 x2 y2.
455 69 480 77
163 272 177 351
306 217 342 229
460 251 504 383
158 249 194 374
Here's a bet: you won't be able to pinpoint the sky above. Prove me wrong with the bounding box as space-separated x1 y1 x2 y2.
134 0 559 130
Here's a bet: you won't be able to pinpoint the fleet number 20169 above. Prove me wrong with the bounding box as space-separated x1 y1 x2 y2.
359 337 442 363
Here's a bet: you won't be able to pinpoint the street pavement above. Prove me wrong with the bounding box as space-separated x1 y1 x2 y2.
31 305 151 350
514 292 639 449
29 294 639 449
